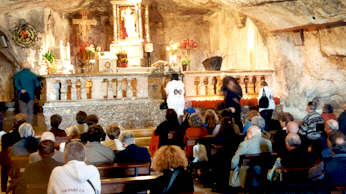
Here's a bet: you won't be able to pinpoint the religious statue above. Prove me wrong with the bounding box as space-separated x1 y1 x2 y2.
73 10 97 42
85 80 93 99
203 77 209 96
103 79 109 99
111 79 118 99
121 78 128 98
66 80 72 100
131 78 137 98
121 7 138 39
54 80 61 100
212 77 217 95
76 79 82 100
194 77 200 96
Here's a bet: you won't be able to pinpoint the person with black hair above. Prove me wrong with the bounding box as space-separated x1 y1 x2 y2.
85 125 115 165
155 109 182 147
66 111 88 136
16 140 63 193
50 114 66 137
165 73 185 117
299 101 324 141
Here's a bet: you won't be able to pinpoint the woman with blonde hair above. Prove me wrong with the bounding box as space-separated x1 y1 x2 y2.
151 145 194 193
204 109 220 135
184 113 208 158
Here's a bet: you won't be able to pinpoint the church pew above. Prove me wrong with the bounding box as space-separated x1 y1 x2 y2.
101 175 159 194
96 163 151 179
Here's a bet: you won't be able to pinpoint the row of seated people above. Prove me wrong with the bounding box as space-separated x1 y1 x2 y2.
150 102 346 193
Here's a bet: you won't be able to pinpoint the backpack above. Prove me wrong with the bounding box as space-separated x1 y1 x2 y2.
259 89 269 108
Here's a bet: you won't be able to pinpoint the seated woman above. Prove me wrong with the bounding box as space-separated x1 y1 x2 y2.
321 104 337 122
155 109 182 148
85 125 115 165
102 124 124 152
184 113 208 158
151 145 194 194
203 109 220 135
242 110 260 134
10 123 39 156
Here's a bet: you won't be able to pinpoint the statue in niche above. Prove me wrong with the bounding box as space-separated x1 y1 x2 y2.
244 76 249 94
121 78 128 98
54 80 61 100
131 78 137 98
103 79 109 99
252 76 257 94
216 76 222 95
85 80 93 99
112 79 118 99
212 77 217 95
203 77 209 96
121 7 138 39
76 79 82 100
66 80 72 100
194 77 200 96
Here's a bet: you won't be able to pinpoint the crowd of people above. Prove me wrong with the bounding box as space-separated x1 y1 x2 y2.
0 75 345 194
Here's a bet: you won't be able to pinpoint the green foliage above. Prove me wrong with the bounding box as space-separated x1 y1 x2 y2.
43 51 55 64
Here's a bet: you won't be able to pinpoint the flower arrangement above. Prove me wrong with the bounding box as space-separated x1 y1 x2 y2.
180 39 198 51
179 39 198 71
117 50 128 68
43 51 55 64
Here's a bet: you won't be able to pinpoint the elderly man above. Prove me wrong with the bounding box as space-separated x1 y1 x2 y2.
14 62 40 124
325 119 339 134
281 134 312 168
117 131 151 163
231 126 272 169
325 131 346 186
243 115 265 134
29 132 64 163
286 121 299 134
10 123 39 156
48 141 101 194
299 101 324 141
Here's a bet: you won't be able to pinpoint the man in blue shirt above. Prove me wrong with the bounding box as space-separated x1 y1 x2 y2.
14 62 40 124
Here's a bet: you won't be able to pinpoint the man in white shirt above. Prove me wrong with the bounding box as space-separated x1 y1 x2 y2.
48 141 101 194
165 74 185 117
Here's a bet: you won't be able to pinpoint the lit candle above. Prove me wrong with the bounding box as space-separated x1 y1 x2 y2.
60 40 64 61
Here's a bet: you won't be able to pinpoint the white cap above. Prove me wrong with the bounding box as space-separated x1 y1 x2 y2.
41 131 56 142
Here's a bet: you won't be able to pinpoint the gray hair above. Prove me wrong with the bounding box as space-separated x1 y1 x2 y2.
327 119 339 131
189 113 204 128
251 116 265 129
286 133 301 147
248 125 262 137
119 131 135 145
18 123 35 138
64 141 85 162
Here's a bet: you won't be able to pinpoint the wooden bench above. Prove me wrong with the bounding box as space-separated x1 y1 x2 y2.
96 163 151 179
101 175 159 194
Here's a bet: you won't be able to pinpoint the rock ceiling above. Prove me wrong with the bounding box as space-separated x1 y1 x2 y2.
0 0 345 31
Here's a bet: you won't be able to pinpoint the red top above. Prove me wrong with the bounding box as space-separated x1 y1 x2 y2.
184 127 208 158
321 113 337 122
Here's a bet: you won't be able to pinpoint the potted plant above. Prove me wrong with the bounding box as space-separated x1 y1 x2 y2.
181 57 191 71
202 51 226 71
43 51 56 74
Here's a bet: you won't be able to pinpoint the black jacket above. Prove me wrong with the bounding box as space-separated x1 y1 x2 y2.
116 144 151 163
325 147 346 186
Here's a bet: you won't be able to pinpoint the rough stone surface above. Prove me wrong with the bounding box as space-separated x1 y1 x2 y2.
43 99 165 130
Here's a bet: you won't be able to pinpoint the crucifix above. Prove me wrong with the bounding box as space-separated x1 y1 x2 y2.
72 10 97 42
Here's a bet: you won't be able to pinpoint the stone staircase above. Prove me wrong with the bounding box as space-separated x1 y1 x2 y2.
122 128 155 148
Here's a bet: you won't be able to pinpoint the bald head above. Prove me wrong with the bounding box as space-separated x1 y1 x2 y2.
287 121 299 134
285 133 301 151
22 61 31 69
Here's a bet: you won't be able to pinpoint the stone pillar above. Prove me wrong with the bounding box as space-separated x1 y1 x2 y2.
112 3 118 43
137 3 143 41
60 79 67 101
144 5 150 42
71 79 76 100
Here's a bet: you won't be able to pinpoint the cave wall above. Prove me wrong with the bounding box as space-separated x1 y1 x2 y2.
208 9 272 70
0 53 15 102
268 26 346 118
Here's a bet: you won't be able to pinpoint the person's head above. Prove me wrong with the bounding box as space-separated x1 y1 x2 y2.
171 73 179 81
279 112 294 128
41 131 56 142
246 125 261 139
189 113 204 128
18 123 35 138
327 130 346 154
50 114 62 129
323 104 334 114
247 110 260 122
286 121 299 134
76 111 87 124
204 109 219 132
13 113 27 131
250 116 265 129
166 109 178 123
219 116 240 136
69 125 81 139
222 76 242 96
38 140 55 159
325 119 339 134
87 124 106 142
86 114 98 126
307 101 318 112
285 133 301 151
152 145 188 172
64 141 85 162
22 61 31 69
261 81 268 87
106 124 121 140
119 131 135 148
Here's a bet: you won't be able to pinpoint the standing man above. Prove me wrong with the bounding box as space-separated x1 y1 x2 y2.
14 62 40 124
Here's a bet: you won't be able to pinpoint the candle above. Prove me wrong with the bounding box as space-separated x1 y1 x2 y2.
60 40 64 61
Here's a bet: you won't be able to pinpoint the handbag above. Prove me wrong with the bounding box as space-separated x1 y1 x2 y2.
160 100 168 110
259 89 269 108
229 167 241 187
